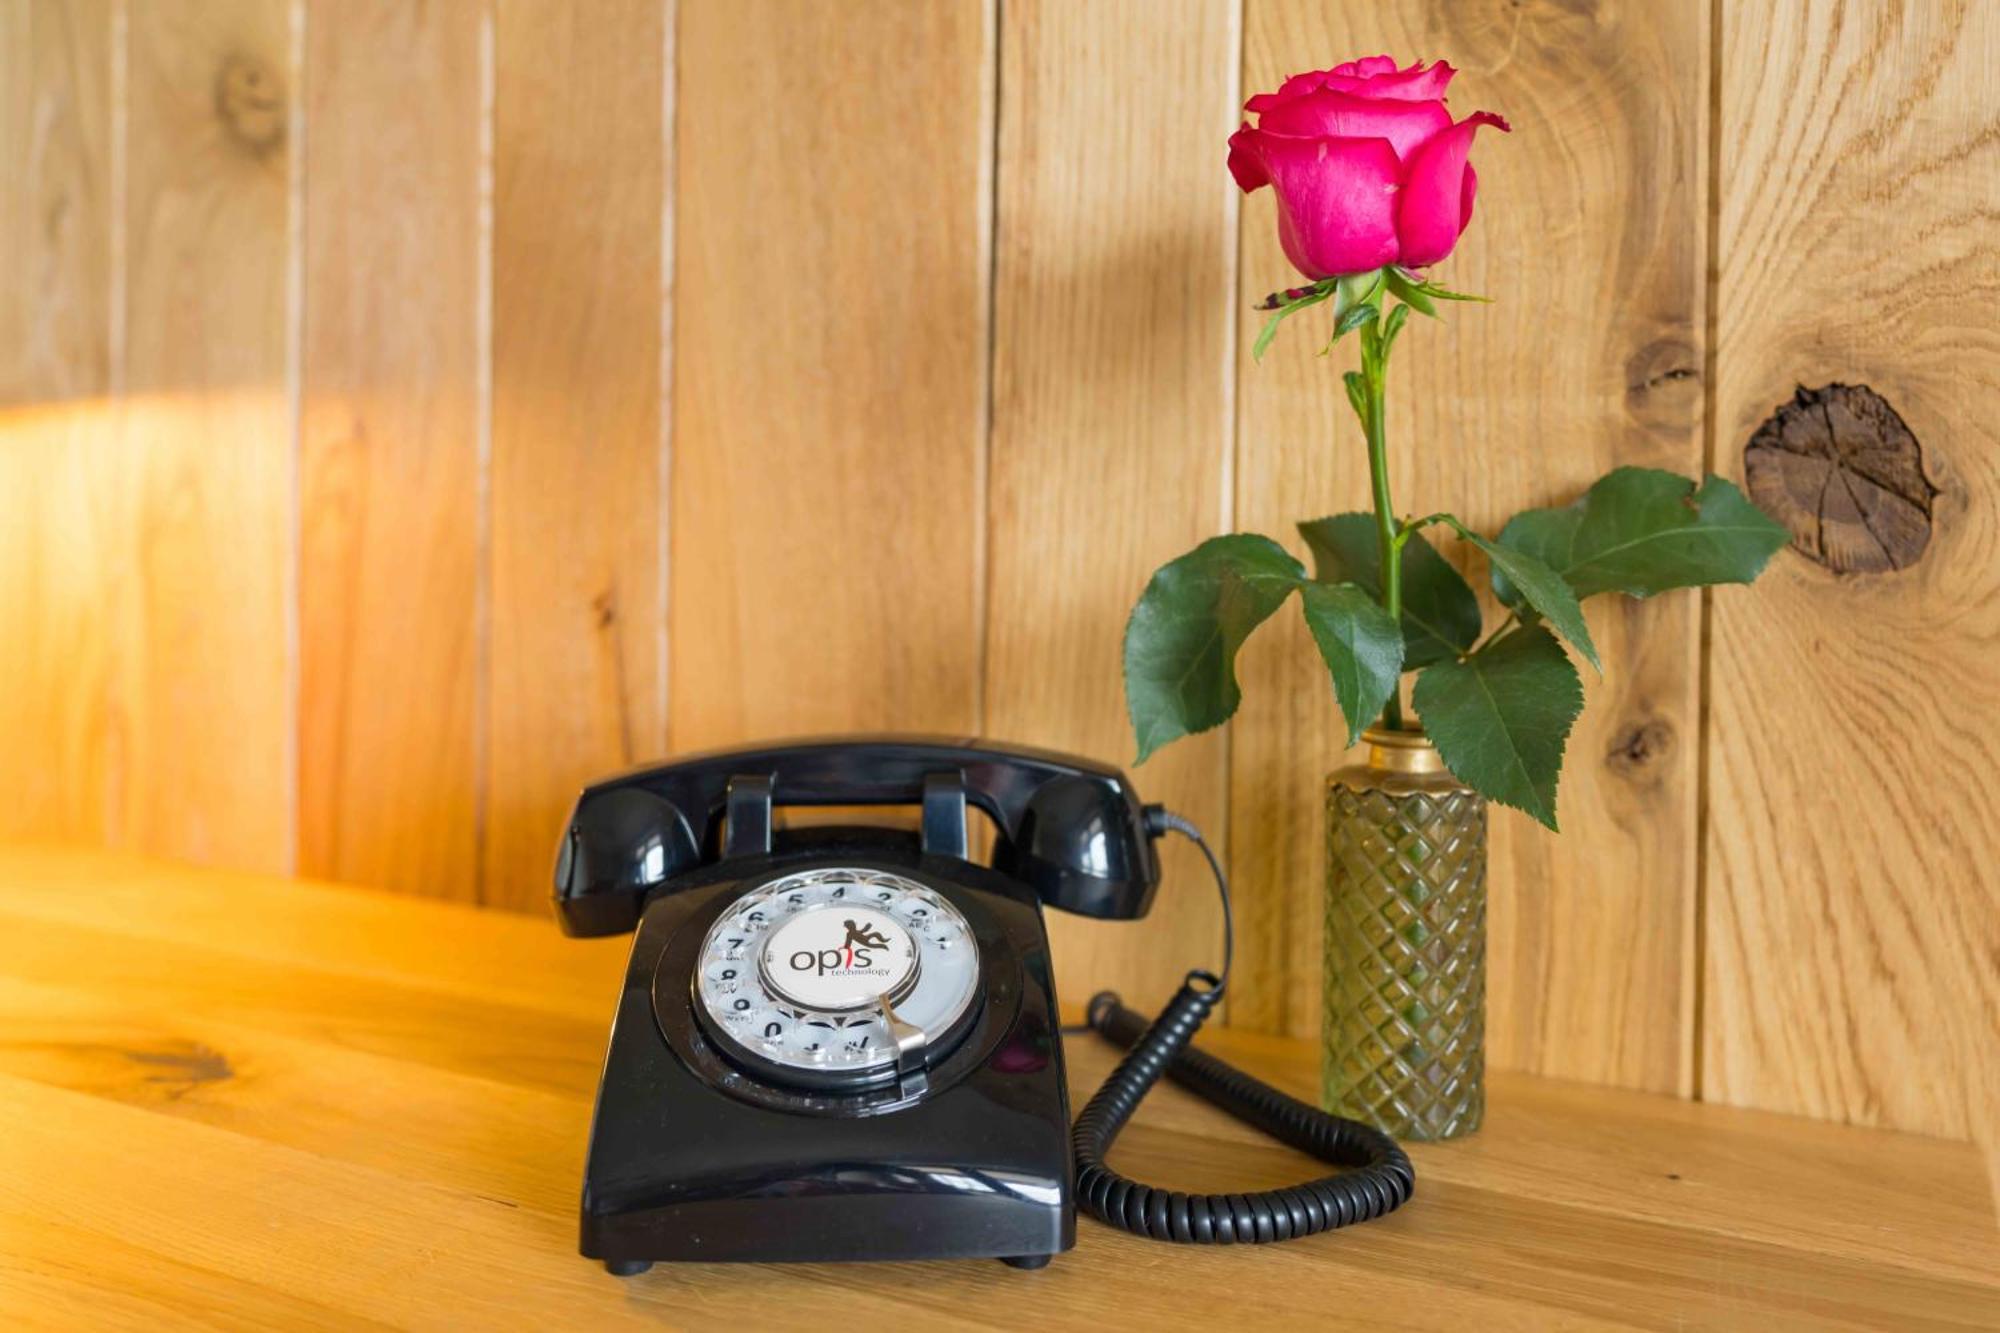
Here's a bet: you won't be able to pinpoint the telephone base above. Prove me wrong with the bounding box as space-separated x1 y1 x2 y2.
579 837 1076 1271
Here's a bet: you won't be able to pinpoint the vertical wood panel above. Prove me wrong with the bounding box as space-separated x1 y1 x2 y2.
1232 0 1707 1092
486 0 665 912
987 0 1239 1008
114 0 292 872
0 0 111 403
0 0 114 844
669 0 990 750
1705 0 2000 1168
299 0 481 898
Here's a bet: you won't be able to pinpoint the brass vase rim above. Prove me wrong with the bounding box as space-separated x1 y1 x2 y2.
1360 725 1447 776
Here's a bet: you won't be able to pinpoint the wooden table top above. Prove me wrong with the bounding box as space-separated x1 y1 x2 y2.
0 846 1994 1330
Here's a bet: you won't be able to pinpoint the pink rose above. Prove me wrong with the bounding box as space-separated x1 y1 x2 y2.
1228 56 1509 279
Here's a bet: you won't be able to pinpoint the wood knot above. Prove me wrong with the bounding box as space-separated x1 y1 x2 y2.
1605 718 1674 779
1624 339 1700 431
125 1040 234 1098
1744 383 1937 573
592 589 618 630
214 54 285 155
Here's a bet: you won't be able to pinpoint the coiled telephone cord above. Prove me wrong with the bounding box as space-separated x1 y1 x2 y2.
1070 808 1415 1244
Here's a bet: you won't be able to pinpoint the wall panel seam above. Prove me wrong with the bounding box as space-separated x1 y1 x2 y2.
975 0 1001 741
473 2 496 902
658 0 676 758
1691 0 1727 1103
1219 0 1244 1026
108 0 126 402
105 0 127 846
285 0 309 876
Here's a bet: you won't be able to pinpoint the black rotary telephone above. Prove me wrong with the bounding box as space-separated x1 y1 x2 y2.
556 736 1413 1273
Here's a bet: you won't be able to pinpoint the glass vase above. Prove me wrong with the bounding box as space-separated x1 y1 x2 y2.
1322 726 1487 1140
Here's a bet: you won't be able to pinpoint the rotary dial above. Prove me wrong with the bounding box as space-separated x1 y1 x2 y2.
692 867 980 1087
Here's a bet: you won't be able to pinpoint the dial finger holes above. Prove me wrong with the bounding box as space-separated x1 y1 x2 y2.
691 867 982 1087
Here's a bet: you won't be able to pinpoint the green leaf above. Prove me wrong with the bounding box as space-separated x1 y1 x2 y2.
1447 521 1600 673
1298 582 1404 745
1382 267 1437 318
1380 302 1411 355
1298 513 1482 669
1496 468 1791 601
1395 268 1490 302
1332 301 1377 339
1413 625 1583 831
1123 534 1306 762
1252 287 1332 361
1342 371 1368 424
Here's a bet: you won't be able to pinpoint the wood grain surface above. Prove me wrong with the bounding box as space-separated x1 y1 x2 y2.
113 0 292 873
1229 1 1708 1092
668 0 991 750
486 0 666 911
1703 0 2000 1192
987 0 1240 1009
0 0 114 846
0 847 1993 1330
298 0 483 898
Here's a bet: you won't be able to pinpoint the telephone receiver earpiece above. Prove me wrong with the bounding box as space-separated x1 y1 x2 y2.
1005 773 1158 919
555 786 701 936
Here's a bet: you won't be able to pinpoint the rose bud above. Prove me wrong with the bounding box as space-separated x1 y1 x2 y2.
1228 55 1510 279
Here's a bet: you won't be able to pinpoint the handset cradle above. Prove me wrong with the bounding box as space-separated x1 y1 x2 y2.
556 735 1160 936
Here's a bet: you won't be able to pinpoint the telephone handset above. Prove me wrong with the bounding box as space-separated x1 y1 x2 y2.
558 735 1412 1274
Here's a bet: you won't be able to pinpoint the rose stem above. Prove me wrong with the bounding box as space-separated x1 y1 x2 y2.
1362 312 1404 731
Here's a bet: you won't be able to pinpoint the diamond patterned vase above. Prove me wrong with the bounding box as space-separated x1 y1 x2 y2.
1323 726 1487 1140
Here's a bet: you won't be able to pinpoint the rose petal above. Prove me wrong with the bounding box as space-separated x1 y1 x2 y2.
1254 88 1452 162
1269 68 1333 102
1227 123 1269 192
1460 162 1478 231
1340 55 1400 77
1300 57 1456 102
1251 131 1404 278
1396 110 1509 267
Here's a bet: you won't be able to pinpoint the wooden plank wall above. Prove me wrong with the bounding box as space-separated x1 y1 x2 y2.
670 0 988 753
0 0 113 847
119 0 293 873
1704 0 2000 1178
1 0 1995 1165
299 0 483 897
988 0 1238 1006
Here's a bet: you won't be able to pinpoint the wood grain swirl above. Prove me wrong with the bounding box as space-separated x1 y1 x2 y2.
1704 0 2000 1194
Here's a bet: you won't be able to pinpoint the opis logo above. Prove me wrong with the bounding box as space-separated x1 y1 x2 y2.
788 918 894 976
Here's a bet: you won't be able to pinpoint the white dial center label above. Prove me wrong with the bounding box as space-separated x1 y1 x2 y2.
759 905 917 1011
